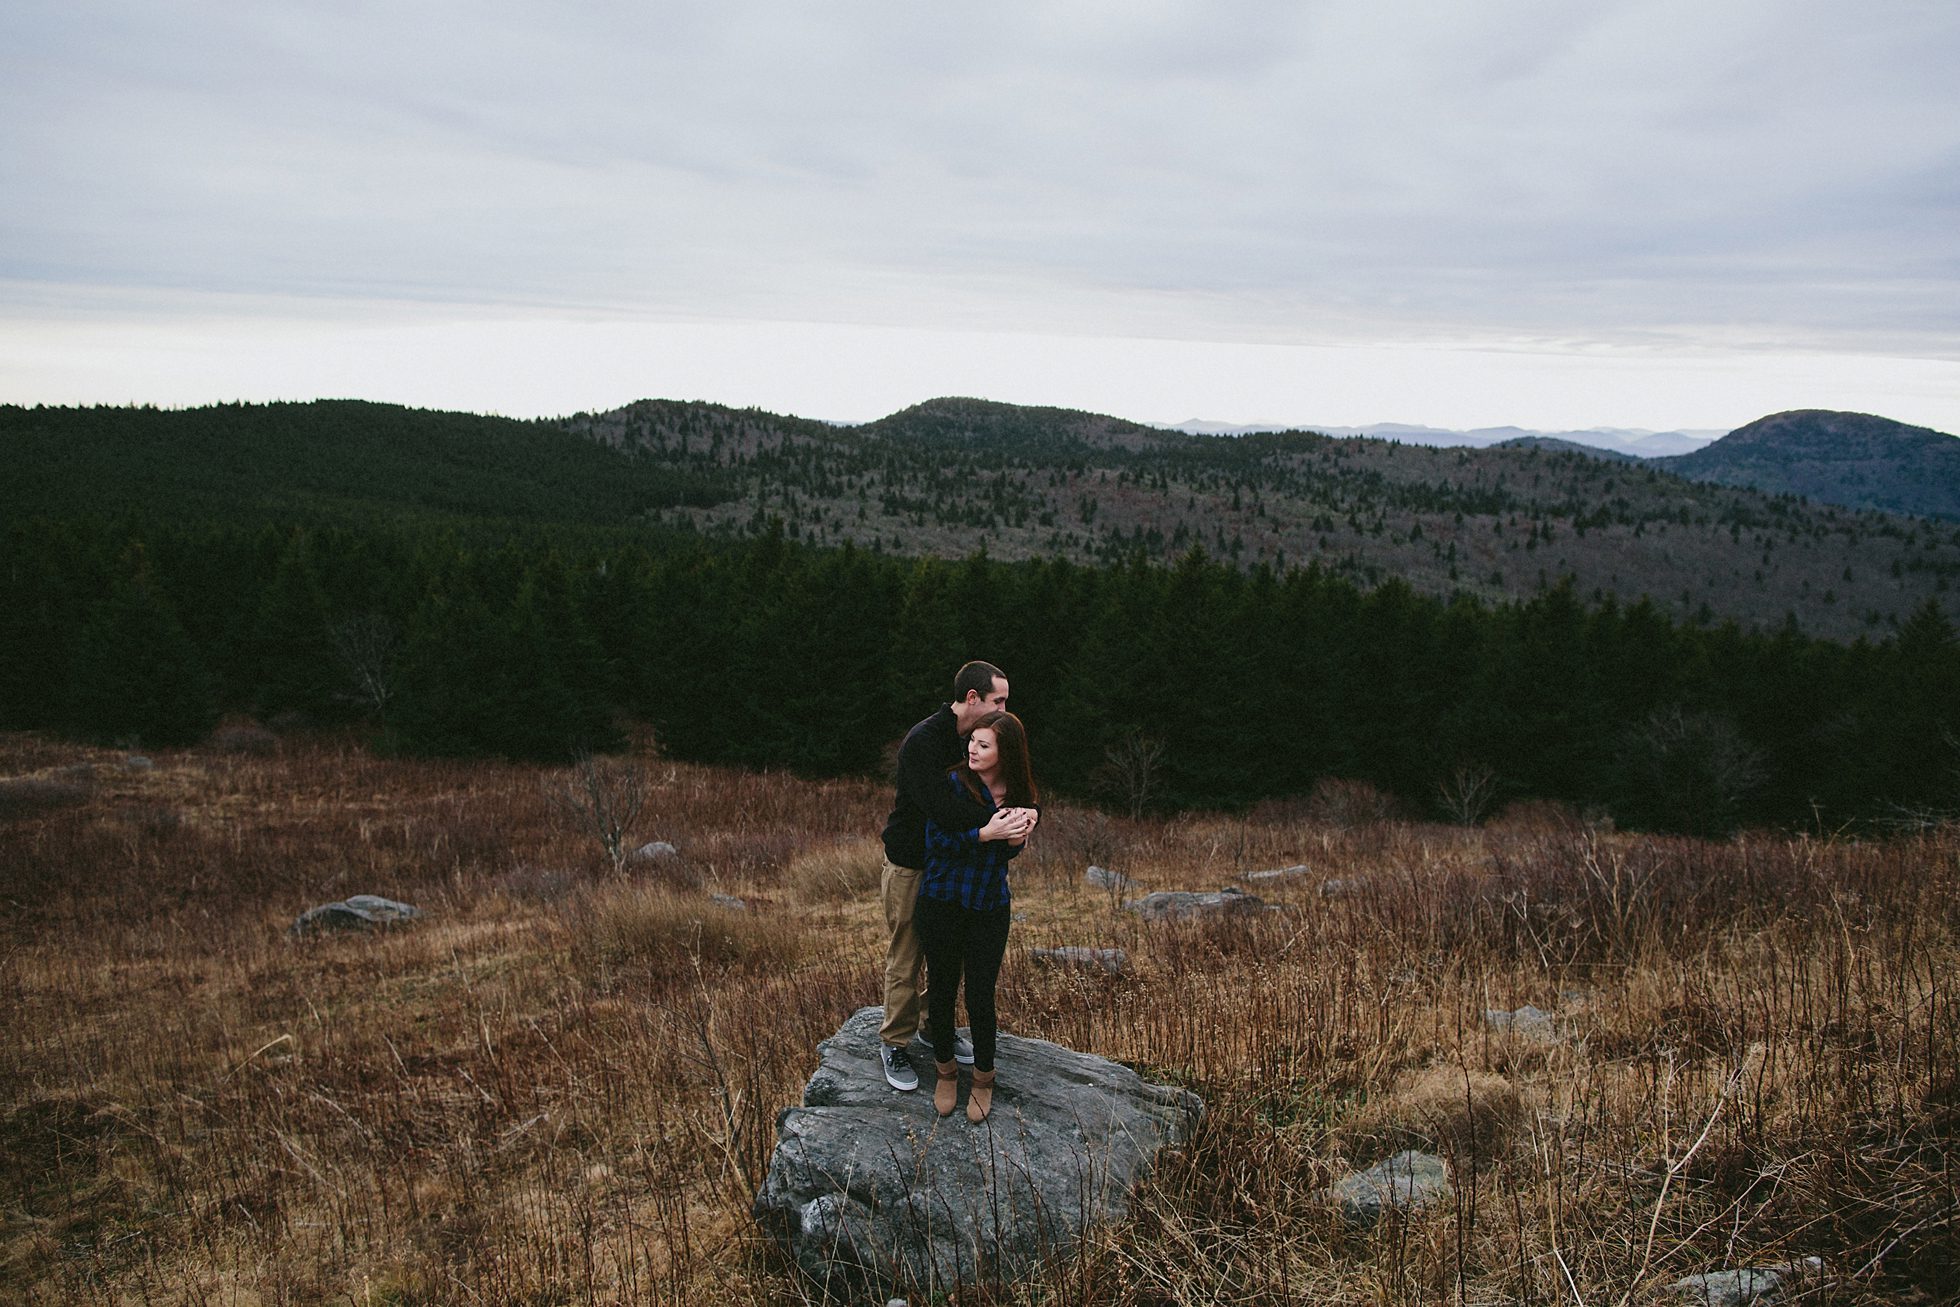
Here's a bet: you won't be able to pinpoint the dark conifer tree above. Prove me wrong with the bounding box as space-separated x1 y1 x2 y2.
251 531 340 722
66 549 219 747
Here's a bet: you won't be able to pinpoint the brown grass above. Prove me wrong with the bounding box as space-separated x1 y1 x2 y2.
1 733 1954 1303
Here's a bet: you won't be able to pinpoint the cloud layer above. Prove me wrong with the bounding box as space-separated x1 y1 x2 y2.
4 1 1957 425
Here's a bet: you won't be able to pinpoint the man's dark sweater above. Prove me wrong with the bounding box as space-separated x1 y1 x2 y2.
881 705 992 870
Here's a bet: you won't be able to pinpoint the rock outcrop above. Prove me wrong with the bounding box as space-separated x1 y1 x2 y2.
753 1006 1202 1295
1122 886 1267 922
1027 946 1129 976
1320 1150 1450 1225
288 895 423 936
1483 1004 1557 1043
1667 1257 1822 1306
1084 865 1136 891
1244 864 1311 883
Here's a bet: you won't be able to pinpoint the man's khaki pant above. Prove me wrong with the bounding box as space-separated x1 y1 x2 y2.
879 857 927 1046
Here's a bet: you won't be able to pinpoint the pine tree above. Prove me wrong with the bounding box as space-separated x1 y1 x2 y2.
252 531 339 721
67 551 219 746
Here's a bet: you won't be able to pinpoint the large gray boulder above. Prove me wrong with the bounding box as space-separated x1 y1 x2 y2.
1321 1150 1451 1225
1122 886 1267 922
1084 865 1136 891
1028 946 1129 977
289 895 423 936
753 1006 1202 1295
1668 1258 1822 1306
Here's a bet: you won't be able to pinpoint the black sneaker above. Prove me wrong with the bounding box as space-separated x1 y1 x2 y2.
880 1042 920 1091
915 1027 977 1066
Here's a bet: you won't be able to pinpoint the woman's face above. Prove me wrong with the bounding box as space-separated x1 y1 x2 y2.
966 727 999 775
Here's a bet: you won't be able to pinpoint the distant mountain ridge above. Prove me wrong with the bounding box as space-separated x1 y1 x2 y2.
560 394 1960 640
10 396 1959 643
1164 418 1720 459
1658 409 1960 522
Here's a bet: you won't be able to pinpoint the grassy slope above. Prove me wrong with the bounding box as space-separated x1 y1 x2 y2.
2 733 1951 1303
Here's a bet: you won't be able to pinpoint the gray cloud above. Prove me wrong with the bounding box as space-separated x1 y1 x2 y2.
4 0 1957 359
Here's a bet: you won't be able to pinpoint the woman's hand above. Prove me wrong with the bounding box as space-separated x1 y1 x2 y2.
1003 807 1036 846
979 807 1034 842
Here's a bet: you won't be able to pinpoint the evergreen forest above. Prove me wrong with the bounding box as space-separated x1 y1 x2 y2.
5 398 1959 836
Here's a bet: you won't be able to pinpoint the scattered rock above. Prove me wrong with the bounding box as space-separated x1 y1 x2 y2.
1321 1150 1450 1226
124 755 154 771
711 893 748 911
631 840 679 863
753 1006 1202 1295
1084 865 1135 891
1483 1005 1557 1043
1028 946 1128 977
1123 887 1267 922
1319 877 1367 899
1244 864 1312 883
1667 1258 1822 1306
289 895 424 936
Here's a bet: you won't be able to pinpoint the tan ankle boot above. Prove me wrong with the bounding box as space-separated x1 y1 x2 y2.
934 1061 959 1117
966 1068 995 1123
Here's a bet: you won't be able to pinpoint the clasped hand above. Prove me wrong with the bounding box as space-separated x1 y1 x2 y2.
980 806 1039 844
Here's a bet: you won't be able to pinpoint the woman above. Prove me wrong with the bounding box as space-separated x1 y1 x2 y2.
917 709 1038 1122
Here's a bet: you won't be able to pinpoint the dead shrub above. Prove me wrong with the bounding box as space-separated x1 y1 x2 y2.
1350 1065 1524 1162
1034 805 1121 876
784 838 883 903
548 752 655 875
581 882 805 984
0 776 92 820
1305 777 1404 829
1488 797 1609 834
689 827 798 883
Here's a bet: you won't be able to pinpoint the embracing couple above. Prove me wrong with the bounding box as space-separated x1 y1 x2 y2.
876 660 1039 1123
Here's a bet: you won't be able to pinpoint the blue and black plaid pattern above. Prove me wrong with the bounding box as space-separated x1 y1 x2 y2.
921 773 1017 911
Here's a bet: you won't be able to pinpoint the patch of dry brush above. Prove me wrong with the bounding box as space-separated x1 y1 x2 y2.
1 734 1953 1304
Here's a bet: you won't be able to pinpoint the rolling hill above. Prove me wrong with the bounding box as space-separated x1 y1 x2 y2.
1659 409 1960 521
7 396 1958 642
566 395 1960 640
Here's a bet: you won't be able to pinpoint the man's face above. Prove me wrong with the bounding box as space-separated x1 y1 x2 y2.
955 676 1009 731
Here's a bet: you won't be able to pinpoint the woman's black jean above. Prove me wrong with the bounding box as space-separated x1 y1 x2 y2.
913 894 1011 1073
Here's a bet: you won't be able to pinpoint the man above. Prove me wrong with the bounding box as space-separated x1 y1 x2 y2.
876 660 1035 1091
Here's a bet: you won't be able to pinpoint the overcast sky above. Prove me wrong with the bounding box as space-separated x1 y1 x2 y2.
4 1 1957 432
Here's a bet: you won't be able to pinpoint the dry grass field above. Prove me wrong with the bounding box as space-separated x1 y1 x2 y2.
1 731 1954 1304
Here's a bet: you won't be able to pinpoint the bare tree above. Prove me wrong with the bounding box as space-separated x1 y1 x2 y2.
1625 707 1766 837
1095 730 1165 820
327 612 402 719
1436 762 1501 826
550 751 653 874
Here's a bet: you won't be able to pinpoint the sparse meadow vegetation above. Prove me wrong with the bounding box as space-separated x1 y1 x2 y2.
2 731 1954 1303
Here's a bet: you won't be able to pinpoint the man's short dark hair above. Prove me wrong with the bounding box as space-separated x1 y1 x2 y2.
953 660 1004 704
